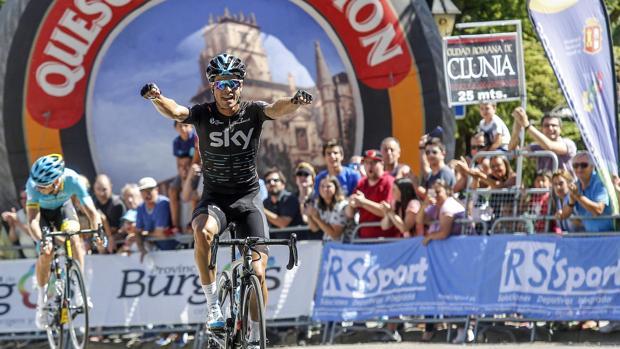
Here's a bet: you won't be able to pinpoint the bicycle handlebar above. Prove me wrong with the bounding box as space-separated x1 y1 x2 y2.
42 224 107 246
208 233 299 271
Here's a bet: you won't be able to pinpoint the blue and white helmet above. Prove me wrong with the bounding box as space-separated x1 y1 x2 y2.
30 154 65 186
206 53 246 82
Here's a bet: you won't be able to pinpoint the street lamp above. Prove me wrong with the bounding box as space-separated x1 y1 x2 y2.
431 0 461 37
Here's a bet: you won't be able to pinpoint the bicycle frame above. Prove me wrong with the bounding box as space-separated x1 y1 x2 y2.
206 223 299 349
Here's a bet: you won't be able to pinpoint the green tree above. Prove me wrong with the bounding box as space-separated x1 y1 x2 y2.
450 0 617 162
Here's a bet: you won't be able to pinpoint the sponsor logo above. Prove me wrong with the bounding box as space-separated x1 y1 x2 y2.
583 17 602 54
209 117 224 125
17 264 37 309
581 70 603 113
307 0 411 89
26 0 146 129
209 128 254 149
322 248 428 298
500 241 620 295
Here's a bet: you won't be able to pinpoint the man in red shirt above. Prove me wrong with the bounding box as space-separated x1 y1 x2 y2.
349 149 400 238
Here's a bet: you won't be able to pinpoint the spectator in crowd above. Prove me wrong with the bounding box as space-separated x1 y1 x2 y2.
263 168 304 230
451 132 492 194
478 155 516 189
121 183 143 210
169 155 193 233
182 163 202 207
294 162 316 224
315 139 361 196
349 150 399 239
1 189 36 258
93 174 126 253
118 209 138 255
523 170 557 233
477 102 510 151
306 175 354 241
381 137 410 179
418 179 466 246
552 169 582 232
556 152 614 232
169 122 196 233
347 155 366 177
0 221 19 260
509 107 577 171
418 137 455 198
416 178 466 341
380 177 422 237
135 177 175 261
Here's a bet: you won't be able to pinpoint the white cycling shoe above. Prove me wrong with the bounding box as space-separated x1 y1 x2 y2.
206 304 225 330
35 297 48 330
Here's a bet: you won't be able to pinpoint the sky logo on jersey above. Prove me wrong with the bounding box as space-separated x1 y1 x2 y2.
209 127 254 149
500 241 620 295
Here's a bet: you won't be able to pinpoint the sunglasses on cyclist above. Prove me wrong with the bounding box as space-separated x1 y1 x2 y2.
214 79 242 91
572 162 590 169
36 183 54 190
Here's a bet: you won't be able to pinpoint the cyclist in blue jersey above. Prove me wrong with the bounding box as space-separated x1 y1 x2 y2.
25 154 103 329
141 53 312 346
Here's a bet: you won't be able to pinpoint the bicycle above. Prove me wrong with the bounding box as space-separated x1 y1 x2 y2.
202 223 298 349
41 223 105 349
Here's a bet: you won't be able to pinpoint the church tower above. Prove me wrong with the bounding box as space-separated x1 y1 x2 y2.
315 41 340 141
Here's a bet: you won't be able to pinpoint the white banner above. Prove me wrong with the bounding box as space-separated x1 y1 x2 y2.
0 241 322 333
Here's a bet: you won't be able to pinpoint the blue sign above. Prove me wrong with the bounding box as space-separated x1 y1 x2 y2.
453 105 465 120
313 236 620 321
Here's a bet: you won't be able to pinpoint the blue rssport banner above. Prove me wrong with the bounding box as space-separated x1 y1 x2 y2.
528 0 618 212
313 236 620 321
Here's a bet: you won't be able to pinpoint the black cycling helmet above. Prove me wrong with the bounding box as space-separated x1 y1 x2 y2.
206 53 246 82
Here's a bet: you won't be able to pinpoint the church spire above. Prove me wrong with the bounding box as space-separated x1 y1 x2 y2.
314 41 333 89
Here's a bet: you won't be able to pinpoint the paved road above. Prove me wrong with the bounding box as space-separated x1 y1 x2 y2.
278 345 620 349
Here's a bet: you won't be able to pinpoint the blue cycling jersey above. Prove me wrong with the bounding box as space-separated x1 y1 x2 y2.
26 168 93 210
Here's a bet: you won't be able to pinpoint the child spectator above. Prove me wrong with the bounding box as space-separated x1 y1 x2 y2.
552 169 582 232
477 102 510 151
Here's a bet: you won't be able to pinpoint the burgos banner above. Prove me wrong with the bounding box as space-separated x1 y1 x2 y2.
313 236 620 321
528 0 619 211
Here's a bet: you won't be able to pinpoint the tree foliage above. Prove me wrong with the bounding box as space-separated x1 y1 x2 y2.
449 0 618 158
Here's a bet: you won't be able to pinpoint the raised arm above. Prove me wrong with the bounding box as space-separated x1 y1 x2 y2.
264 90 312 119
140 83 189 122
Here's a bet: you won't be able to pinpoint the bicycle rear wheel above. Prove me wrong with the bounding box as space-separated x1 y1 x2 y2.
240 275 266 349
45 276 66 349
66 261 89 349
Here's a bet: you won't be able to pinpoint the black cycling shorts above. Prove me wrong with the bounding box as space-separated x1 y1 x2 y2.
191 189 269 254
39 200 79 231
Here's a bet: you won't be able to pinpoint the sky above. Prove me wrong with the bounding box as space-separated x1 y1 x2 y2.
89 0 347 188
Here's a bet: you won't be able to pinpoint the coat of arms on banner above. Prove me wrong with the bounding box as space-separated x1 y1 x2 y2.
584 17 602 54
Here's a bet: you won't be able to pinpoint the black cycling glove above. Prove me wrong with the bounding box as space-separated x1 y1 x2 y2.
140 83 160 99
291 90 313 105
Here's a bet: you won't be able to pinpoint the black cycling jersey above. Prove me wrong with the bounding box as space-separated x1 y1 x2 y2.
182 101 272 195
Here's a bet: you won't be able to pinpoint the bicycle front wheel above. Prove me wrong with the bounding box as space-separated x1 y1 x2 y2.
240 275 266 349
45 277 66 349
67 261 89 349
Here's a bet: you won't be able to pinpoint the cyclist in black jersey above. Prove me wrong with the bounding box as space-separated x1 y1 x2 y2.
141 53 312 343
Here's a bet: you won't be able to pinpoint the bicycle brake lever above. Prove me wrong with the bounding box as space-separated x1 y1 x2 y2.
286 233 298 270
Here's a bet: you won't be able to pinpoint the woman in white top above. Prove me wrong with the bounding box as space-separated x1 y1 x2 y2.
306 175 354 241
380 177 422 237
